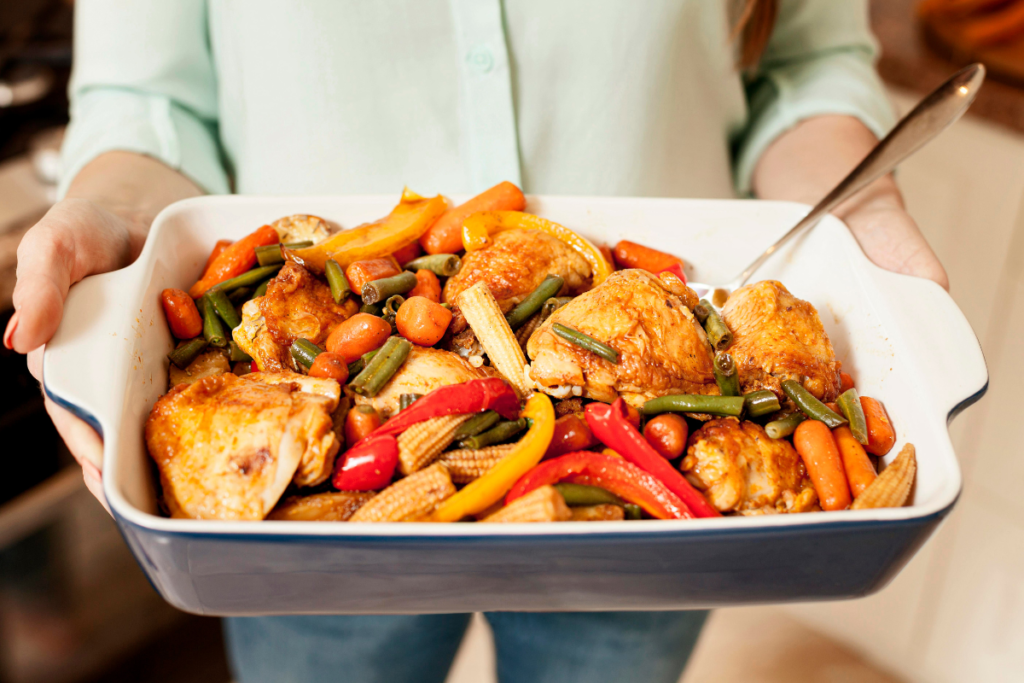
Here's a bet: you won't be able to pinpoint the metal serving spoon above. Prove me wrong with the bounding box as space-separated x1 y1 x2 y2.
690 63 986 307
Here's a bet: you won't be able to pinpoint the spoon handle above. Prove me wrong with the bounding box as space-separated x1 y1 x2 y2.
731 63 985 290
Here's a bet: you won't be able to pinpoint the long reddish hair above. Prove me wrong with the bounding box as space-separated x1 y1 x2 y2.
734 0 779 69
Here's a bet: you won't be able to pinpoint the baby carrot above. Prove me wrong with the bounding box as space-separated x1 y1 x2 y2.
345 405 382 447
407 269 442 302
325 313 393 362
643 414 688 459
793 420 852 511
420 181 526 254
396 296 452 346
160 288 203 339
833 425 877 498
345 257 402 295
202 239 233 278
308 351 350 383
861 396 896 456
839 371 855 394
612 241 684 274
190 225 280 298
598 244 616 270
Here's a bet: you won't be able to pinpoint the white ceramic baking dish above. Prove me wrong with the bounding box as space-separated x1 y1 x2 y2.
42 195 987 616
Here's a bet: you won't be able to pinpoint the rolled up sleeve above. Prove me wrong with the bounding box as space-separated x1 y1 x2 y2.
60 0 229 197
733 0 896 195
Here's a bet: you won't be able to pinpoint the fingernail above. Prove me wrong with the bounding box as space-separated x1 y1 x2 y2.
3 311 18 350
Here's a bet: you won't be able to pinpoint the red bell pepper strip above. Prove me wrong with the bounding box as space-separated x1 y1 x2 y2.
370 378 519 439
332 434 398 491
658 263 688 286
506 451 692 520
585 400 720 518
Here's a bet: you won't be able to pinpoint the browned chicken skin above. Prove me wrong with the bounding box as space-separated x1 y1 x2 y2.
721 280 841 403
145 372 340 520
352 346 494 419
267 492 374 521
443 229 592 333
234 263 358 372
681 419 817 514
526 269 716 407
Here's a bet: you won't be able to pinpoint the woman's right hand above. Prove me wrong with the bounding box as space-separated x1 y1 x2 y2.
4 151 203 508
5 197 148 507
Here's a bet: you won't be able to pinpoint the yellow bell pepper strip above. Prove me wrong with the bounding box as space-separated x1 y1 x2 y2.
286 188 447 273
427 393 555 522
461 211 612 286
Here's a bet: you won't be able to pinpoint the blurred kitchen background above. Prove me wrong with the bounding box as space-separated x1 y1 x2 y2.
0 1 1022 682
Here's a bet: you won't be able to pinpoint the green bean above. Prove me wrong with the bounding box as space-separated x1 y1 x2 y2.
384 295 406 317
399 393 423 412
781 379 847 428
405 253 461 277
693 302 710 325
256 241 313 267
837 388 869 445
206 288 242 329
254 279 271 298
698 299 732 351
229 341 253 363
325 258 351 303
359 303 383 316
228 287 253 304
452 410 501 441
458 418 528 450
623 504 643 520
744 390 781 419
506 275 565 330
290 338 323 369
210 264 283 293
346 348 376 378
440 302 452 310
713 352 740 396
765 412 807 439
541 296 573 318
200 295 228 347
552 323 619 364
361 271 417 305
642 394 745 417
349 337 411 397
553 483 625 507
168 337 208 369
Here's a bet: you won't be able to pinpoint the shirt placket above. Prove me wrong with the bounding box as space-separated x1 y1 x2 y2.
448 0 522 191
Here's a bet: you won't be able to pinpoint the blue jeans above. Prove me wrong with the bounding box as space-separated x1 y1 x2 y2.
224 611 708 683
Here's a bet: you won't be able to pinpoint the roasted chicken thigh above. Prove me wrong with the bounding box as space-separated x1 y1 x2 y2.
443 229 592 333
681 419 817 514
526 269 716 407
145 372 341 520
234 262 358 371
721 280 841 402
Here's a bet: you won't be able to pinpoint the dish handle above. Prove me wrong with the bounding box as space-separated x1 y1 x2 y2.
868 267 988 423
42 266 138 466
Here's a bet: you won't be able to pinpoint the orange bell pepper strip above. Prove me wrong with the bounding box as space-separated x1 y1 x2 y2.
189 225 280 299
461 211 612 286
428 393 555 522
286 188 446 273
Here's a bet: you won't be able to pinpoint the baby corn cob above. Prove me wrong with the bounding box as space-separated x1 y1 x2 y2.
570 504 626 522
349 463 456 522
396 414 474 475
515 310 546 350
458 282 532 395
481 485 571 523
438 444 516 483
851 443 916 510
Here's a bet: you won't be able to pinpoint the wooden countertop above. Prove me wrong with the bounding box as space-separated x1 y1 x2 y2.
872 0 1024 134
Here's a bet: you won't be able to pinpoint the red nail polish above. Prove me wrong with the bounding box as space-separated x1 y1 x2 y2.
3 311 18 350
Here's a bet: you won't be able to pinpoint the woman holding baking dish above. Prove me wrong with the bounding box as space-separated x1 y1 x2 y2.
5 1 946 682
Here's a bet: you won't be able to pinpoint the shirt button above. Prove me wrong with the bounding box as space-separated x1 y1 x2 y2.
467 45 494 74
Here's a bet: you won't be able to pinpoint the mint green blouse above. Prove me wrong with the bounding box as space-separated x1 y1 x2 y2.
60 0 894 200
